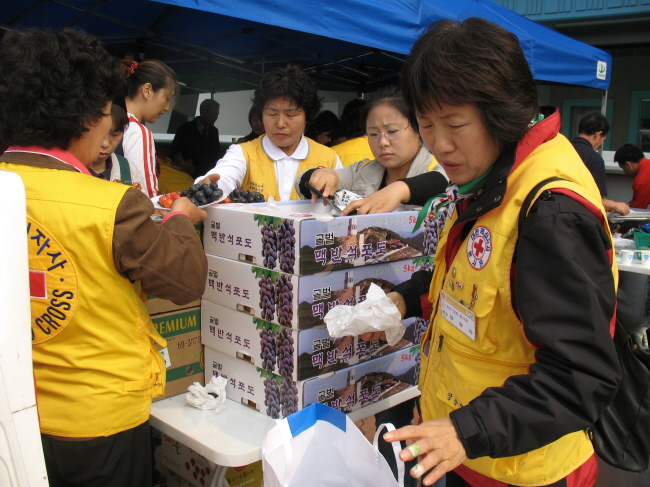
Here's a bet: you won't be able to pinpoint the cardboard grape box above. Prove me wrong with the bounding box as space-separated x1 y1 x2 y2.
201 298 428 381
161 433 262 487
203 200 435 276
203 253 433 330
151 307 205 401
145 296 201 317
204 344 420 420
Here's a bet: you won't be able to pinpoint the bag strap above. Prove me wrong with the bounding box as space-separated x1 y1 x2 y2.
517 177 567 236
115 154 132 185
374 423 405 487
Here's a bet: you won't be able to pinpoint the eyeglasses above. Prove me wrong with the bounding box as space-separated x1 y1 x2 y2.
365 127 410 142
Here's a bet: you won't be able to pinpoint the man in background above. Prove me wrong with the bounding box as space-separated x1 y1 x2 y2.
572 113 630 214
169 98 222 178
615 143 650 209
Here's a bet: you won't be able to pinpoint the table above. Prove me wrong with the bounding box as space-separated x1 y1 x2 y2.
150 387 420 467
617 260 650 275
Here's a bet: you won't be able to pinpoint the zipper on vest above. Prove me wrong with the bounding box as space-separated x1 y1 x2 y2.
438 334 444 352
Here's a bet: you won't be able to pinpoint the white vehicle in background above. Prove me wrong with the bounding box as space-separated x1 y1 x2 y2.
0 169 49 486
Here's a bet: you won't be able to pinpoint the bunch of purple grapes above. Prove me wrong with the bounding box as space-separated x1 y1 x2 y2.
280 379 299 417
413 318 428 345
261 222 278 269
264 376 281 419
259 327 276 372
275 274 293 327
276 328 295 377
259 276 275 322
277 220 296 273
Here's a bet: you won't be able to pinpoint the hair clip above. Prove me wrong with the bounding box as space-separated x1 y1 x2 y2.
129 60 139 74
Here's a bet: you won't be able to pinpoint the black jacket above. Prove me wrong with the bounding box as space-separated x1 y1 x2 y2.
169 119 221 179
571 136 608 197
395 109 620 460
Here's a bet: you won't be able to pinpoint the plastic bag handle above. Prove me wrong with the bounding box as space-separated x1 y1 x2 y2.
374 423 405 487
261 418 294 487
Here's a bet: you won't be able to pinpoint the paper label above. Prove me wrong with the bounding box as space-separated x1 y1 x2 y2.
160 347 172 368
440 291 476 340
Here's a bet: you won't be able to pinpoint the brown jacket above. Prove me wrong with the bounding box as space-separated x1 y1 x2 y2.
2 151 207 304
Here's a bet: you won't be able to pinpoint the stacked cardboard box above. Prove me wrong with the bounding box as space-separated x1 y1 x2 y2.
146 299 204 401
161 433 262 487
201 200 435 418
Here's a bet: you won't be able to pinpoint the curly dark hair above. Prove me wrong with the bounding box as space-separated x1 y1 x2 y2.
251 65 322 124
400 18 539 152
0 28 125 150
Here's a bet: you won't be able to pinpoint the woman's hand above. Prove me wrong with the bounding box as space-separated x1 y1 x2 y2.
359 292 406 342
198 173 220 187
170 197 208 224
308 168 340 203
340 180 412 215
383 418 468 486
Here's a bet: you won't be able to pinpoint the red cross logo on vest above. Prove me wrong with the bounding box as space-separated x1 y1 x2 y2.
467 226 492 270
30 270 47 299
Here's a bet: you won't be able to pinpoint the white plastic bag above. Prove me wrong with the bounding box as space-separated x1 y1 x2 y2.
262 403 403 487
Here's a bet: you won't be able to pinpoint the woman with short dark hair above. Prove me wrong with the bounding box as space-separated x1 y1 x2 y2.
344 18 619 487
297 86 447 201
198 64 341 200
0 27 207 487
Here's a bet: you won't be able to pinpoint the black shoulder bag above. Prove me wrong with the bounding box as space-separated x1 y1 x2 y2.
519 178 650 473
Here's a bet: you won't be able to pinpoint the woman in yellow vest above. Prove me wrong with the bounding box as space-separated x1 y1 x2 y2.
345 19 620 487
296 86 448 202
197 65 342 201
0 28 208 487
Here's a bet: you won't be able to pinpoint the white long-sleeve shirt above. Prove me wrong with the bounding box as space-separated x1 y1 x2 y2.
197 135 342 201
123 113 158 197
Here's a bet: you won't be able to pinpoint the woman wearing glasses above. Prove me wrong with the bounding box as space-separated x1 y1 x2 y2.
296 86 448 201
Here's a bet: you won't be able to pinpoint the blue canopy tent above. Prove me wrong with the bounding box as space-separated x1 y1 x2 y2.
1 0 611 94
158 0 611 90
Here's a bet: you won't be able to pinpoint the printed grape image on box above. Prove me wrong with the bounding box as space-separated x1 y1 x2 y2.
204 345 420 419
203 254 433 330
203 200 436 275
201 299 426 381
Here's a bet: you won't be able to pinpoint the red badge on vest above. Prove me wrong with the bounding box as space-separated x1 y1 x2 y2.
467 226 492 270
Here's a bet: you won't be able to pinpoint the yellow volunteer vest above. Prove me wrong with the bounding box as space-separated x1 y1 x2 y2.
331 136 374 167
0 161 167 437
418 133 617 486
240 136 338 200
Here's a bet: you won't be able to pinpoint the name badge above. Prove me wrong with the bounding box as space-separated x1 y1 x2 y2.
160 347 172 368
440 291 476 340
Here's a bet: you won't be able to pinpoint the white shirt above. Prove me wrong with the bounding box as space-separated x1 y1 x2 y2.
123 112 158 197
197 135 342 201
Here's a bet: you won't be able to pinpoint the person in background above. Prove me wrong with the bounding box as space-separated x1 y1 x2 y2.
298 86 447 201
304 109 339 146
572 113 629 214
90 103 147 192
330 97 375 166
0 27 208 487
236 106 265 143
342 18 619 487
122 56 178 198
197 64 342 201
614 143 650 209
169 98 222 179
